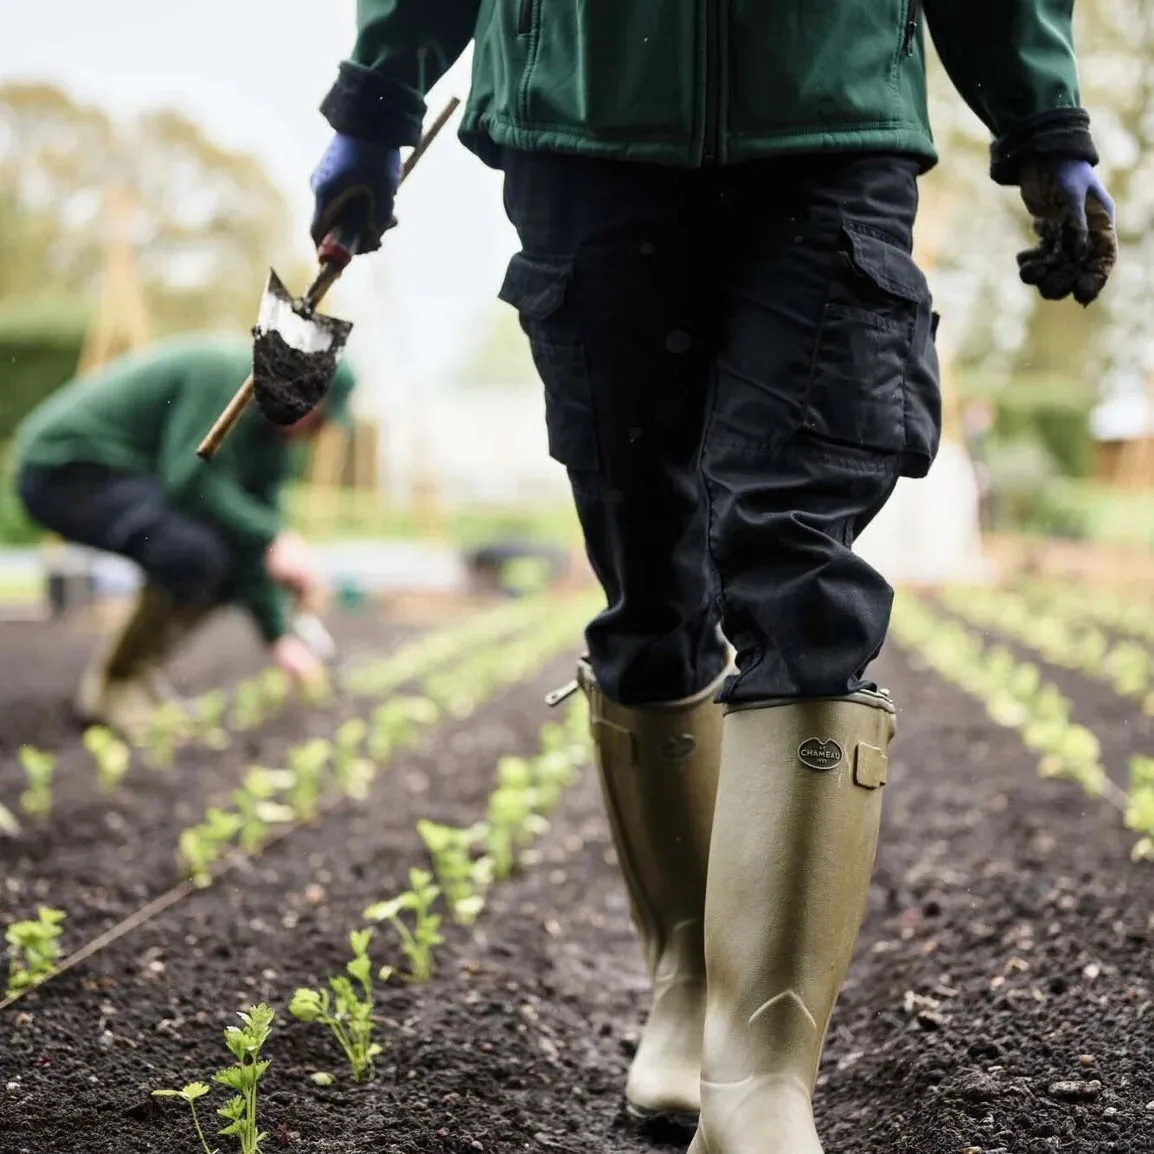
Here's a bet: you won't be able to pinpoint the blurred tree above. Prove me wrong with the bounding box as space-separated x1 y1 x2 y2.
922 1 1152 379
1073 0 1154 386
0 81 304 335
451 303 538 391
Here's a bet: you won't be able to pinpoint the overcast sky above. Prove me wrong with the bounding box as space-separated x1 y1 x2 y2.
0 0 520 417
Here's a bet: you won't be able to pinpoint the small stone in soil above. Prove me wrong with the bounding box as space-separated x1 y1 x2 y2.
1047 1080 1102 1100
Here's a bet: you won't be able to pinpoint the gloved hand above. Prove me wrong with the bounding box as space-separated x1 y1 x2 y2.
310 133 403 262
1017 160 1117 307
272 633 326 684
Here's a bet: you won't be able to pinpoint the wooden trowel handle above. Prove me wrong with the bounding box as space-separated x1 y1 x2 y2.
196 95 462 463
197 374 255 460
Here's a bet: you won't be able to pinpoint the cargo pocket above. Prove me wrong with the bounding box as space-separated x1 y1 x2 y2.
804 220 935 466
498 251 599 471
901 309 942 478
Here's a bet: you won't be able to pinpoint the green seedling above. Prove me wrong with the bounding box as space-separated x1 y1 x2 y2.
422 671 476 718
145 702 189 769
196 689 231 750
213 1003 275 1154
333 719 374 797
0 801 20 837
1126 755 1154 861
364 867 444 983
417 819 492 925
83 726 131 794
230 679 265 732
310 1071 336 1087
18 746 56 820
1038 723 1107 796
289 928 384 1082
1106 642 1151 698
151 1083 214 1154
257 667 291 715
533 748 581 813
5 906 66 996
180 807 244 887
233 768 296 853
286 739 333 821
301 670 335 708
485 783 549 882
368 696 440 761
564 697 590 745
540 714 588 764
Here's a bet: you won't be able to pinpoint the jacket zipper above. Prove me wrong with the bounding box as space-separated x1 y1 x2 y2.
518 0 534 35
703 0 720 162
902 0 919 55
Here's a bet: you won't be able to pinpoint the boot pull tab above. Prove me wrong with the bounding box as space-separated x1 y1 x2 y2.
853 742 888 789
545 679 580 707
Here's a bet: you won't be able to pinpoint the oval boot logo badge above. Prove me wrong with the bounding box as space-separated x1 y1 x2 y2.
659 734 697 762
798 738 844 772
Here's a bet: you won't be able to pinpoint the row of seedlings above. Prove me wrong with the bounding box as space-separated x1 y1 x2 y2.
3 594 596 1001
151 697 590 1153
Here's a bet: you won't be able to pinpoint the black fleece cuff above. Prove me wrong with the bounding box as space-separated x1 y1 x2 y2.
990 107 1099 186
319 62 427 148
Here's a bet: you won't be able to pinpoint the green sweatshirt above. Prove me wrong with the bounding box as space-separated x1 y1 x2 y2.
321 0 1097 183
15 337 355 643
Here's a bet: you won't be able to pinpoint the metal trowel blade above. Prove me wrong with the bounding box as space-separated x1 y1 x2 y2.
256 268 353 355
251 268 354 426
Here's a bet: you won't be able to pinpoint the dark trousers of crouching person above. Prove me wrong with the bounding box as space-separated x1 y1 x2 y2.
19 462 239 728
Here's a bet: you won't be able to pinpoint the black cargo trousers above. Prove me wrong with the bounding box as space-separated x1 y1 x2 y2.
498 151 941 707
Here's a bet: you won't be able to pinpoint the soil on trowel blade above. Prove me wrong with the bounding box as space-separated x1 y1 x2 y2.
251 327 336 426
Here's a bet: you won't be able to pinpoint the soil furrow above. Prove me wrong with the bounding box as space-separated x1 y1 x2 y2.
3 635 1152 1153
0 612 415 946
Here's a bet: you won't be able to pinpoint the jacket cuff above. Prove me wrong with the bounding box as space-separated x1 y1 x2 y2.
252 599 289 645
319 62 426 148
990 107 1099 186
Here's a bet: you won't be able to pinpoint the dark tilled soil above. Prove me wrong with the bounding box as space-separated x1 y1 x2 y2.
0 608 415 945
2 625 1152 1154
0 607 419 753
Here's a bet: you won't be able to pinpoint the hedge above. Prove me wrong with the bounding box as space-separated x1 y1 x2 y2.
0 299 89 442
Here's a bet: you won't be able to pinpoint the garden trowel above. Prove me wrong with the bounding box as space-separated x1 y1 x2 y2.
196 95 461 461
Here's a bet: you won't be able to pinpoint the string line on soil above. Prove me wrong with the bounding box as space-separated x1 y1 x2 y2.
2 592 598 1014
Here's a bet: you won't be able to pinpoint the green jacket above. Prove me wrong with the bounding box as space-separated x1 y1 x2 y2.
322 0 1096 183
15 337 356 643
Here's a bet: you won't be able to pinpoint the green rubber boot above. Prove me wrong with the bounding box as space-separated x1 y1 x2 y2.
688 691 896 1154
579 659 727 1126
77 585 211 743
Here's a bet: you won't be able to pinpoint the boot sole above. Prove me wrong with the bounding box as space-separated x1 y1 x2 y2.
625 1101 699 1134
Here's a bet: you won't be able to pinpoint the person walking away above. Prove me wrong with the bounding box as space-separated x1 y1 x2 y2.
307 5 1117 1149
14 335 355 742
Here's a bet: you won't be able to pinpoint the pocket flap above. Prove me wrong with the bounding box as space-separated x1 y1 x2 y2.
843 221 927 303
498 253 573 320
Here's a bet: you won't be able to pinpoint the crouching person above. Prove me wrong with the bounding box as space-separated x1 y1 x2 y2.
12 335 355 741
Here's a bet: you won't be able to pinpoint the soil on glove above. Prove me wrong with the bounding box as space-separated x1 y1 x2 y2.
2 621 1151 1154
251 328 337 426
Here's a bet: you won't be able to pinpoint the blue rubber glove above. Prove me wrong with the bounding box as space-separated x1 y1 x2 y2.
309 134 403 263
1017 159 1117 306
